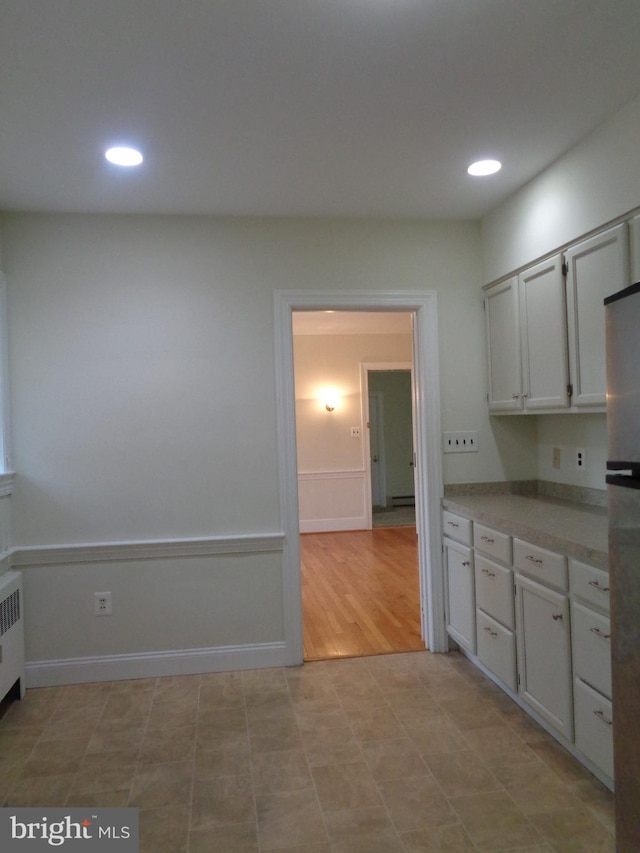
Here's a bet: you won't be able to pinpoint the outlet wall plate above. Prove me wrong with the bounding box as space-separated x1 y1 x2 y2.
443 431 478 453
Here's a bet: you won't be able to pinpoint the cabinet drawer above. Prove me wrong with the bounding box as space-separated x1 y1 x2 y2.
513 539 567 591
473 524 512 565
574 678 614 780
571 601 612 699
476 610 517 692
442 511 472 545
475 556 514 630
569 559 610 613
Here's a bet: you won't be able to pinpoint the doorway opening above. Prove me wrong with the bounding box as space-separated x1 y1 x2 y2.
274 290 446 667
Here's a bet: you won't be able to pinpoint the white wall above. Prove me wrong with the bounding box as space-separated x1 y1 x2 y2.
2 212 517 683
481 93 640 494
482 92 640 283
294 332 412 530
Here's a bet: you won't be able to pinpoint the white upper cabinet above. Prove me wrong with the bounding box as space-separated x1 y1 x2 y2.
485 219 631 414
519 254 569 410
629 214 640 284
565 223 629 408
484 276 522 412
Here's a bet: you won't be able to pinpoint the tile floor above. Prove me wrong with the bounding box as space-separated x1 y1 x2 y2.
0 651 615 852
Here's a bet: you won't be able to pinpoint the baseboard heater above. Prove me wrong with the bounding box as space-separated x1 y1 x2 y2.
391 495 415 507
0 570 26 703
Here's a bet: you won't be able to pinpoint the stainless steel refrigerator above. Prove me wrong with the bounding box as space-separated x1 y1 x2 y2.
605 280 640 851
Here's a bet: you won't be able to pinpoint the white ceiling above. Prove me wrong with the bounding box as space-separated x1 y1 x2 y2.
2 1 640 219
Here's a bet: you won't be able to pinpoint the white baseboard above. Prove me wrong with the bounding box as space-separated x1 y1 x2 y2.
26 641 289 688
299 516 367 534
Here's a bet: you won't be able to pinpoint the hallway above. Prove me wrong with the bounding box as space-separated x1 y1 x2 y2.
300 526 424 661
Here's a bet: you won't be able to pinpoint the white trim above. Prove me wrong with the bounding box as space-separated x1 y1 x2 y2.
0 472 14 497
26 642 288 688
11 532 284 567
297 469 365 480
274 290 446 659
299 516 368 534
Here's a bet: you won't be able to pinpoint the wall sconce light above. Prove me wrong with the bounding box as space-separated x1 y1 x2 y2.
321 390 339 412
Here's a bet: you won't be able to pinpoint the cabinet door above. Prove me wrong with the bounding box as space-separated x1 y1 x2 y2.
630 214 640 284
515 574 573 740
519 255 569 409
565 223 630 407
484 277 522 412
444 537 475 653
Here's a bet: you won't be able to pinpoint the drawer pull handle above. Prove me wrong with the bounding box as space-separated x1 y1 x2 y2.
525 555 543 565
551 612 563 621
447 521 459 528
593 709 613 727
462 560 471 567
588 580 610 593
481 536 495 544
481 568 495 577
590 627 611 641
484 627 498 637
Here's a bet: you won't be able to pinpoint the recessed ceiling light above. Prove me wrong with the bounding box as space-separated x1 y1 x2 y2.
105 146 143 167
467 159 502 177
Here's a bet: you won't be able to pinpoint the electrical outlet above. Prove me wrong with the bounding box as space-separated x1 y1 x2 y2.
350 426 361 438
94 591 112 616
576 448 586 471
443 431 478 453
552 447 561 469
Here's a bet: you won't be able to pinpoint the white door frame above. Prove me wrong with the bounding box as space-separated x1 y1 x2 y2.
362 362 413 529
274 290 446 663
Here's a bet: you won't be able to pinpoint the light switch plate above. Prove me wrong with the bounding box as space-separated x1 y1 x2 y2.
443 431 478 453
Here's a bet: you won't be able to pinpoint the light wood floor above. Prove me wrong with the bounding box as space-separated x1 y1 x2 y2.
300 526 425 661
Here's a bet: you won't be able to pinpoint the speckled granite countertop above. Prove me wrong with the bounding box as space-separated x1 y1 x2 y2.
442 493 609 570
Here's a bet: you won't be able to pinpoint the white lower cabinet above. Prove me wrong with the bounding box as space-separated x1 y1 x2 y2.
573 679 614 780
476 609 517 692
443 536 475 653
515 573 574 741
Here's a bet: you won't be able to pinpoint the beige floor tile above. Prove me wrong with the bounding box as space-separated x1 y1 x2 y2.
255 788 328 849
407 725 470 756
461 723 540 767
195 739 252 781
21 736 90 777
4 773 75 806
196 709 249 743
86 723 146 755
152 674 200 703
139 803 190 853
425 750 501 798
245 690 295 722
248 715 304 753
190 774 255 830
69 763 137 797
344 705 406 742
242 667 288 695
41 704 103 739
198 672 246 710
571 777 616 834
528 738 593 785
400 823 477 852
450 791 543 851
189 821 259 853
100 692 153 725
129 760 194 808
66 789 130 807
440 702 507 732
146 698 198 729
311 761 381 812
265 845 330 853
492 760 584 814
370 669 425 693
251 748 314 794
0 727 40 760
377 775 457 831
57 682 113 708
529 807 616 852
333 677 389 710
138 724 196 764
323 805 403 851
360 737 430 781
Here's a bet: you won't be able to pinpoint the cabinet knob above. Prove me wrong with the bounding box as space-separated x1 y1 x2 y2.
462 560 471 567
484 626 498 638
447 521 459 528
525 555 543 566
481 568 496 577
512 393 520 399
481 536 495 544
552 612 563 621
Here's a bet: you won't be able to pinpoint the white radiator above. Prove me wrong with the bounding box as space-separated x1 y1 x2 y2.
0 570 26 702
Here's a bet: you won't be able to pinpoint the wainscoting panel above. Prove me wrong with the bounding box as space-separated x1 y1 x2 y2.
298 470 368 533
